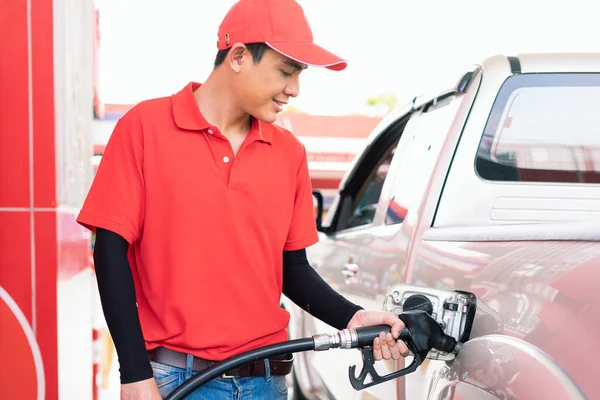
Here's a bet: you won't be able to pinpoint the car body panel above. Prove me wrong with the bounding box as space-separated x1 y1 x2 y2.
411 235 600 399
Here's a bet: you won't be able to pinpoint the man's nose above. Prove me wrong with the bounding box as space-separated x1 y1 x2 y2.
284 77 300 98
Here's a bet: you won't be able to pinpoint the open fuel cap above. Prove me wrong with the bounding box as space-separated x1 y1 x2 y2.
402 294 434 315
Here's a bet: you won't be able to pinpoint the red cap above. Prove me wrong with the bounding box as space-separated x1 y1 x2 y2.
217 0 347 71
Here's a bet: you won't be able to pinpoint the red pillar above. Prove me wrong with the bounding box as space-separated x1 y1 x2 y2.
0 0 95 399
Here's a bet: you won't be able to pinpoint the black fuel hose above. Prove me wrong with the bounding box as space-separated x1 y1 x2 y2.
165 338 314 399
165 326 409 400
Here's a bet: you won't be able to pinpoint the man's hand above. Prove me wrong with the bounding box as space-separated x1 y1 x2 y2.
347 310 410 361
120 377 162 400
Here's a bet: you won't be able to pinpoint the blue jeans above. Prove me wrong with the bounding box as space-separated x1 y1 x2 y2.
151 357 288 399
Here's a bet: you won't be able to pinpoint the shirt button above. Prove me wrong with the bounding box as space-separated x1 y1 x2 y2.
207 129 213 134
223 156 230 163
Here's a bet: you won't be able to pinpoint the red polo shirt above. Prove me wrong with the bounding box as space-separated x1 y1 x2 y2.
77 82 318 360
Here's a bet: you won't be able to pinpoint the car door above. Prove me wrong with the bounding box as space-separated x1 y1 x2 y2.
306 111 412 299
303 112 412 400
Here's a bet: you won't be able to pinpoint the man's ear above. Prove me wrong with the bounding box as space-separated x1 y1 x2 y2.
227 43 247 73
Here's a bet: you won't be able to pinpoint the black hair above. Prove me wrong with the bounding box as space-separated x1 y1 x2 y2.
214 43 270 68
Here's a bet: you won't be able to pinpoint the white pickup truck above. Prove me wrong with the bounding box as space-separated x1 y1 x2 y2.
284 53 600 400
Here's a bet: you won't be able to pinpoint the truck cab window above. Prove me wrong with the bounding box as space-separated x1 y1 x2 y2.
476 73 600 183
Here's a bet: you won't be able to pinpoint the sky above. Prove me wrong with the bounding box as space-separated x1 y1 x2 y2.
96 0 600 116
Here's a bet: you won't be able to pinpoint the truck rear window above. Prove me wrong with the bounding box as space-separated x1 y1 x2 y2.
475 73 600 183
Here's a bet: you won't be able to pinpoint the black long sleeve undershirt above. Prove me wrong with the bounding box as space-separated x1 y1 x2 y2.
93 229 153 383
93 228 363 383
282 249 364 330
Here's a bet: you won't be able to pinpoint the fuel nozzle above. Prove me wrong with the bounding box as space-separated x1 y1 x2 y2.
399 310 460 354
314 310 463 391
312 310 460 354
312 324 411 351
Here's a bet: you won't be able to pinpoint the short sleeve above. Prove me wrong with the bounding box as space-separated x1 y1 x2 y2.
284 145 319 251
77 115 145 244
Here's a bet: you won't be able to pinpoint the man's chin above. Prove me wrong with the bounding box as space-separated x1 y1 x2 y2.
251 112 278 124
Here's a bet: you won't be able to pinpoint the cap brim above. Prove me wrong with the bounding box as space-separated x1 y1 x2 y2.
265 41 347 71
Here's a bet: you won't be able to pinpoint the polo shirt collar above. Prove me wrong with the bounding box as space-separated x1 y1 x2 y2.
172 82 211 131
172 82 272 144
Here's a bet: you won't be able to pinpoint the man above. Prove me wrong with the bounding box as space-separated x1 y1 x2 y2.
78 0 409 398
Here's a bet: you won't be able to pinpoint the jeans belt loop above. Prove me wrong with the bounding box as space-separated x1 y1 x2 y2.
185 354 194 379
221 369 236 379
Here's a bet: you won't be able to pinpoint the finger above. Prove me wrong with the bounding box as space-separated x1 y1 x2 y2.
387 333 401 360
397 339 409 357
380 332 392 360
378 313 404 339
391 320 405 339
373 337 382 361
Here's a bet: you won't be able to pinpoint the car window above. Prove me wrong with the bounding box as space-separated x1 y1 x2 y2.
385 95 461 225
476 73 600 183
345 143 398 229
